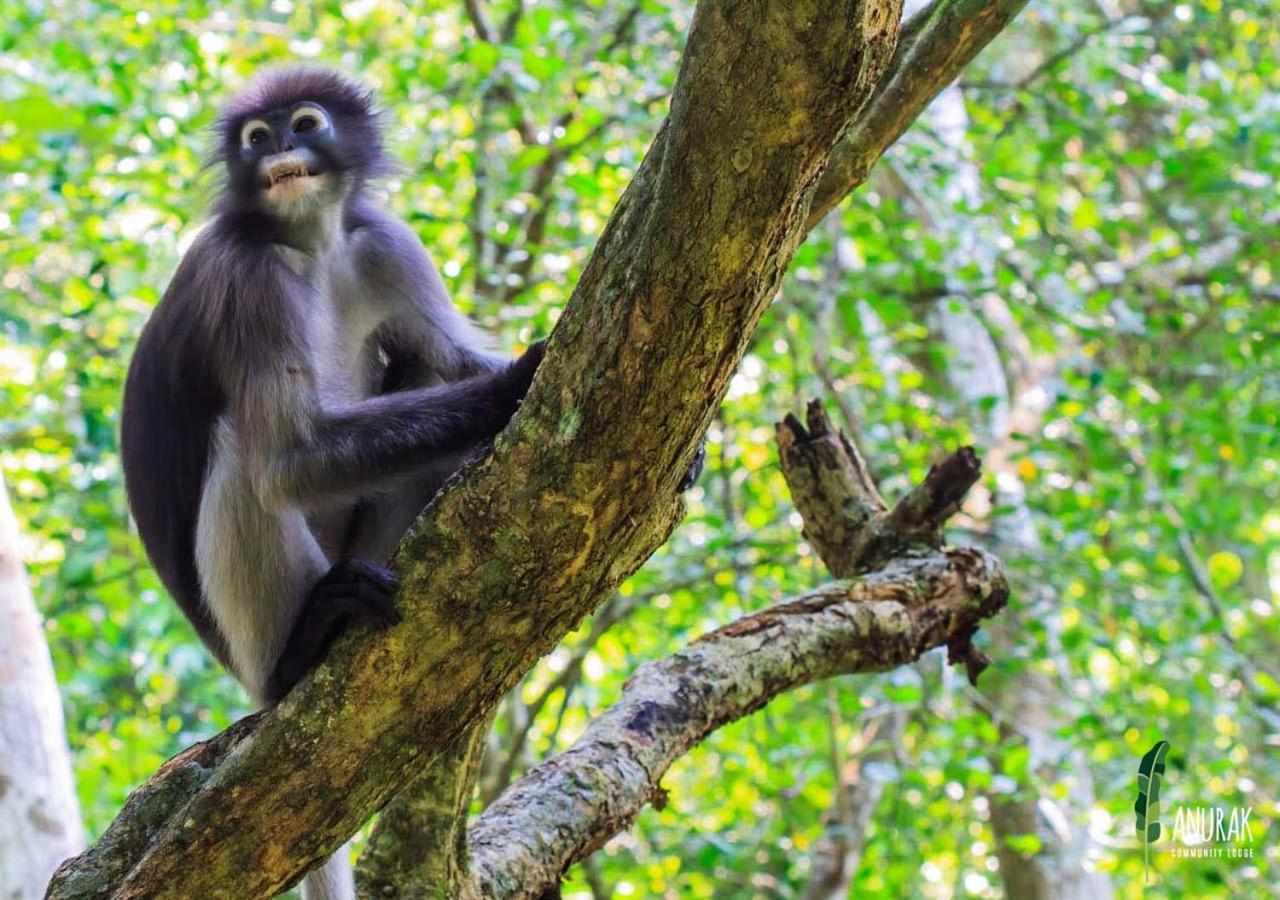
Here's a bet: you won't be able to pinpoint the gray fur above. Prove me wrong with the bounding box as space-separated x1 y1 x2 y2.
301 846 355 900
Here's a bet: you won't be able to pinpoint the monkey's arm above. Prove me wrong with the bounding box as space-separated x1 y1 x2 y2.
243 344 544 510
349 204 509 380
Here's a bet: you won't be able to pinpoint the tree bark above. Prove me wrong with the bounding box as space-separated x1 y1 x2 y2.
0 478 84 899
469 549 1005 899
466 410 1005 899
353 720 488 900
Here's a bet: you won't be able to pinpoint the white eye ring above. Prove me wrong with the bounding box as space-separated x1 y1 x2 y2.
290 106 330 133
240 118 271 150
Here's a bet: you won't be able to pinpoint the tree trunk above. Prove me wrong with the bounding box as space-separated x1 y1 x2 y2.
0 478 83 899
49 4 902 896
899 57 1114 899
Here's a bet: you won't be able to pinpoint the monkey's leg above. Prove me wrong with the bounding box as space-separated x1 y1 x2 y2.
341 451 472 563
265 558 401 703
196 423 333 706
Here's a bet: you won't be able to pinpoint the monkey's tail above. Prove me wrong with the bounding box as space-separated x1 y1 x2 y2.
300 846 355 900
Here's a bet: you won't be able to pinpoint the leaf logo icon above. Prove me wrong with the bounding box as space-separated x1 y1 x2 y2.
1134 739 1170 885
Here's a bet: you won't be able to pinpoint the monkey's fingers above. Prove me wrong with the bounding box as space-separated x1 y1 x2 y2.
350 587 402 629
508 339 548 386
679 442 707 492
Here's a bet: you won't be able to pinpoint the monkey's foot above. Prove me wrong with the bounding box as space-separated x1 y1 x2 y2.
679 441 707 492
266 558 402 702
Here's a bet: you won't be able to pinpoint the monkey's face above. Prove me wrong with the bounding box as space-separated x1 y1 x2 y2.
229 100 354 218
219 68 389 225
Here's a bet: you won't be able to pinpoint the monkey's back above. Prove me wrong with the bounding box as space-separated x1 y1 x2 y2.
121 237 233 668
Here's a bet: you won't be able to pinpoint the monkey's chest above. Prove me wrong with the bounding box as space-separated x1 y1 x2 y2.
308 312 367 406
304 292 383 557
305 276 383 406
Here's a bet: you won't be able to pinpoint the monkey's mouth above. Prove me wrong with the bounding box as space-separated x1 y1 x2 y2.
263 164 319 187
260 153 326 200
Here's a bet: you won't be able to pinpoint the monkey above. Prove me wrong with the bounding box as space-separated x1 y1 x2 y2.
121 64 704 899
120 66 548 899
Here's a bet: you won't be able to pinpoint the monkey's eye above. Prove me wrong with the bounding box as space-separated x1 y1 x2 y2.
240 118 272 150
290 106 331 136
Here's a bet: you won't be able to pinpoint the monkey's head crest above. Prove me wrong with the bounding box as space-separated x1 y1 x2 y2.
215 65 391 217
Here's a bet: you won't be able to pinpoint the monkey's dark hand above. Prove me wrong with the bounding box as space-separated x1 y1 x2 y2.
266 558 401 703
491 338 547 419
679 439 707 492
505 339 547 396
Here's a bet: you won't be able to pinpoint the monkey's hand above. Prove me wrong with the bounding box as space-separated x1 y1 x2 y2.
486 338 547 428
266 558 401 703
502 338 547 401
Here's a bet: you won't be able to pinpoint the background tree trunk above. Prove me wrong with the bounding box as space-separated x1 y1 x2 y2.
896 52 1114 897
0 478 83 899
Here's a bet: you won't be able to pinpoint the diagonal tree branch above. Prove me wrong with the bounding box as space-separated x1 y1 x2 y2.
469 548 1006 899
805 0 1031 231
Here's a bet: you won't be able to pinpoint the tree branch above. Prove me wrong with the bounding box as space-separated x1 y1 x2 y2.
353 719 489 900
463 401 1005 897
469 548 1007 899
805 0 1031 231
778 402 982 577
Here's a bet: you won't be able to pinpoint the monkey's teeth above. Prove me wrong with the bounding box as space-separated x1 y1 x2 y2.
268 166 312 186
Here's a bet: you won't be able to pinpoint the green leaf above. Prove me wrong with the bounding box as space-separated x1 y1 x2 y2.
1134 740 1170 842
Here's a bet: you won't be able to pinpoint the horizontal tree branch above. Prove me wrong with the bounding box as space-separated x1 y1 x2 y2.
468 548 1008 898
465 401 1006 898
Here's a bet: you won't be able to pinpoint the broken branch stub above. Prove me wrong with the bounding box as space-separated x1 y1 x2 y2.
777 399 993 682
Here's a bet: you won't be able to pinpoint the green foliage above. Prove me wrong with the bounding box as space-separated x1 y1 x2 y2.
2 0 1277 897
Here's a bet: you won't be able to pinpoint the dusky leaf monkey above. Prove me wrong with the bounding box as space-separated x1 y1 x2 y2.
121 66 545 899
122 64 703 898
